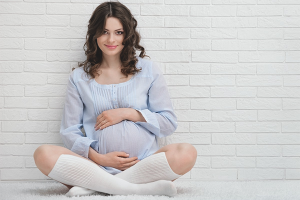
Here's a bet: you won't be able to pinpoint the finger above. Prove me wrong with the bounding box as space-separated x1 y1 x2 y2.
123 159 140 168
95 114 103 126
95 115 104 128
100 120 109 129
124 156 139 163
95 117 106 130
118 152 130 157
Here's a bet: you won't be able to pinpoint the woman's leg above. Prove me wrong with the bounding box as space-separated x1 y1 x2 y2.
33 144 177 196
115 143 197 183
34 144 92 189
152 143 198 181
66 143 197 197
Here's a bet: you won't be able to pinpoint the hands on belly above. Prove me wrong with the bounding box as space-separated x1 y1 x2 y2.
100 151 140 171
94 108 127 131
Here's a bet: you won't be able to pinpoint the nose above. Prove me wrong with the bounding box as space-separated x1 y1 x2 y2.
108 33 115 43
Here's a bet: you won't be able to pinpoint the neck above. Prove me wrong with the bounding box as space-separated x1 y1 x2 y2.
101 54 122 69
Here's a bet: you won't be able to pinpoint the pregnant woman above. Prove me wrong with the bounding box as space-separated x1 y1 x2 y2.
33 1 197 197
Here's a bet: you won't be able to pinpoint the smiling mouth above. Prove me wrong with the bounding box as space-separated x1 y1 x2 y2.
105 45 117 47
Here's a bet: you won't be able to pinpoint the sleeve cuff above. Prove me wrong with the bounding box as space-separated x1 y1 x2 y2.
71 137 98 158
134 108 161 137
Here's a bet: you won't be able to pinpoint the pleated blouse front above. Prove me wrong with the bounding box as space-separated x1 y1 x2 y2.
59 56 178 175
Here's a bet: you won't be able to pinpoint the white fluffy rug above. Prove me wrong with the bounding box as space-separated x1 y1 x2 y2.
1 180 300 200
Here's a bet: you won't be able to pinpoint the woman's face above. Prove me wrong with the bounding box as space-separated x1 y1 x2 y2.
97 17 124 57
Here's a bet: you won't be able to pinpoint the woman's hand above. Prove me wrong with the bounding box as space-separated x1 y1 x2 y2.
101 151 140 171
95 108 127 130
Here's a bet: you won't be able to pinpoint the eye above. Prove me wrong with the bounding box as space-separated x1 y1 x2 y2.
103 31 123 35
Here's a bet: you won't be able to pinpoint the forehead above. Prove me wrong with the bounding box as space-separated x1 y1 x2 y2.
105 17 123 30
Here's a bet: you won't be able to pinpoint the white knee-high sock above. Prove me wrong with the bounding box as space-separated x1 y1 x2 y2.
66 152 182 197
115 152 182 183
47 154 177 197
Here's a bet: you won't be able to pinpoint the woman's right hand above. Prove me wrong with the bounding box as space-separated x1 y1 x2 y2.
101 152 140 171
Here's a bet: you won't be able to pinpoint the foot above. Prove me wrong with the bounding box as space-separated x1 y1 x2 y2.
65 186 97 197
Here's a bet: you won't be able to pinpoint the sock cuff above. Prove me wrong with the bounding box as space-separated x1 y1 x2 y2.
157 152 182 178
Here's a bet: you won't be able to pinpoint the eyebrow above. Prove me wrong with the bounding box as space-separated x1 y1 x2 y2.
105 28 123 31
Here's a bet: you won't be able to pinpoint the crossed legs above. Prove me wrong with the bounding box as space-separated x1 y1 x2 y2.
34 143 197 189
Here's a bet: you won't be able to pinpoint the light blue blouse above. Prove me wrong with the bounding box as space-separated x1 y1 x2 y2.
59 56 178 175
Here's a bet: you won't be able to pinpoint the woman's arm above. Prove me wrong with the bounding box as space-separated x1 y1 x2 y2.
127 61 178 138
122 108 146 122
60 70 98 159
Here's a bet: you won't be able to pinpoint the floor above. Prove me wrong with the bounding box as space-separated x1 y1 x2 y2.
0 180 299 200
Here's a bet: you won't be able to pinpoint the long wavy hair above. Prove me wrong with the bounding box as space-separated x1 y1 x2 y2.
73 1 150 79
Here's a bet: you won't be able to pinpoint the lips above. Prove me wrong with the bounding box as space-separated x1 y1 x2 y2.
105 45 117 47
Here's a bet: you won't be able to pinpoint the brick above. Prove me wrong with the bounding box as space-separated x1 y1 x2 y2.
258 87 300 97
212 110 257 121
0 73 47 85
47 3 94 15
24 61 71 73
283 99 300 109
192 51 238 63
191 168 237 180
190 122 234 132
211 63 256 74
213 133 256 144
212 40 257 50
212 157 255 167
257 157 300 168
236 75 282 86
0 38 23 49
176 110 211 121
25 133 62 143
283 145 300 156
257 134 300 144
48 74 69 84
141 5 188 16
237 5 283 16
237 98 281 109
165 0 209 4
171 99 190 110
190 75 235 86
195 145 235 155
211 87 256 97
0 14 21 25
169 86 210 98
191 98 236 110
236 122 280 132
0 2 45 14
192 28 237 39
212 17 257 27
0 134 24 144
165 17 210 28
164 75 189 86
0 156 23 168
239 51 285 63
25 39 70 50
238 28 283 39
191 5 236 16
237 145 281 156
238 169 284 180
0 109 27 120
166 63 210 74
171 132 210 144
1 169 49 180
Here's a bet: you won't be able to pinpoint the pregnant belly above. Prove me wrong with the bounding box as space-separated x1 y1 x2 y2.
97 120 155 159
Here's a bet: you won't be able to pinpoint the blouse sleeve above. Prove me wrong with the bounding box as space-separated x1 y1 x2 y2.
134 61 178 138
59 70 98 158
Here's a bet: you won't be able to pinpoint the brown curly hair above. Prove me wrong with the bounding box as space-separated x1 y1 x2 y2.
72 1 150 80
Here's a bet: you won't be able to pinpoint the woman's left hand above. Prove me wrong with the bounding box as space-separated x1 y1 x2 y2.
94 108 127 130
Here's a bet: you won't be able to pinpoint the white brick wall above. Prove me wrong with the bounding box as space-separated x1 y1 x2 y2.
0 0 300 182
